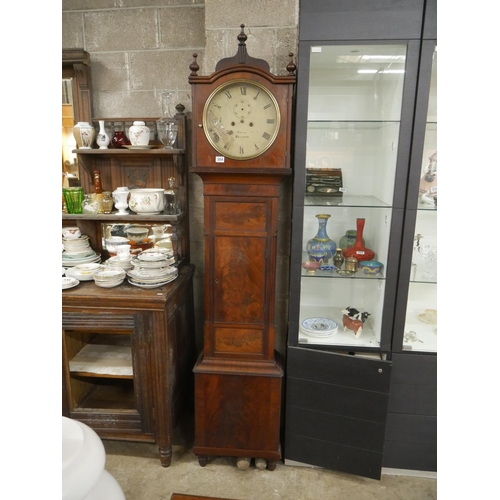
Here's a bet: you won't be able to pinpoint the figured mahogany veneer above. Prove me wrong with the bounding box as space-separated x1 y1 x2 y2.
189 25 296 469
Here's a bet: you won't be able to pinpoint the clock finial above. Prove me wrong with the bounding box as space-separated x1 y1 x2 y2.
213 24 270 72
286 53 297 75
237 24 247 46
189 53 199 76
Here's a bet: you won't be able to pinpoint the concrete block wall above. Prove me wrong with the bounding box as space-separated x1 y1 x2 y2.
62 0 299 355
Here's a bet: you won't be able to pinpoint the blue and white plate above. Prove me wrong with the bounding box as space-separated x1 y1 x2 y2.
301 317 338 337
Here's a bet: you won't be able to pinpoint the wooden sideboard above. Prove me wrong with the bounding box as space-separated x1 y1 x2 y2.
62 264 196 467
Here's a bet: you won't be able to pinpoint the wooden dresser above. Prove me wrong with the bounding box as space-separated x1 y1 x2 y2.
62 264 196 467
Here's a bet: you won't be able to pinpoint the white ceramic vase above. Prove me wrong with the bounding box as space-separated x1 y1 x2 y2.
112 187 130 215
73 122 95 149
128 121 150 146
96 120 110 149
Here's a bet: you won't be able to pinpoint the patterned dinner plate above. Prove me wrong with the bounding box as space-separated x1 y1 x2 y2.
301 317 338 336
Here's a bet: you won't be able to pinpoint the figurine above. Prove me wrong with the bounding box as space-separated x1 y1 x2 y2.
342 315 364 338
419 151 437 207
341 306 370 323
341 306 371 339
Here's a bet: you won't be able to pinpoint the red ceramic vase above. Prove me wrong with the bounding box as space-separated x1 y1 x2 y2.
342 218 375 262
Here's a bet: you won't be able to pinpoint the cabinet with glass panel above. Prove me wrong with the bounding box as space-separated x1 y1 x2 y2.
284 0 437 479
292 43 415 351
394 43 437 353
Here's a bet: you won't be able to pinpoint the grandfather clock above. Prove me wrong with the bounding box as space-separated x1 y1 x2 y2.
189 25 296 470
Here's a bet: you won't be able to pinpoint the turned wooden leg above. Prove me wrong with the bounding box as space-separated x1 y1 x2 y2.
267 460 277 471
198 455 208 467
159 446 172 467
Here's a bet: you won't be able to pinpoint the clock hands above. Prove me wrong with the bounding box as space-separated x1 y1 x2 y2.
207 109 235 149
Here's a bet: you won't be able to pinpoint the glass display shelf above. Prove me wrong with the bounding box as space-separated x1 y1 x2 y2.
298 305 380 349
301 252 385 280
299 274 387 350
305 195 391 208
401 282 437 353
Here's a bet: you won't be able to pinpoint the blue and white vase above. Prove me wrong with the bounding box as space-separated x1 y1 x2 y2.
306 214 337 264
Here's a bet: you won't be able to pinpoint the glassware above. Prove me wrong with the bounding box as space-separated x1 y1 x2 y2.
101 192 114 214
165 177 180 214
62 187 84 214
82 194 99 214
111 123 130 149
157 92 179 149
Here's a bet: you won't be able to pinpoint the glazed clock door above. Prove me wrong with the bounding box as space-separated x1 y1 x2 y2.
285 38 420 479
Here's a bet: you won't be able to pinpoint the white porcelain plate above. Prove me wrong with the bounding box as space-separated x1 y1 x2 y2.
137 251 167 262
127 276 177 288
62 277 79 289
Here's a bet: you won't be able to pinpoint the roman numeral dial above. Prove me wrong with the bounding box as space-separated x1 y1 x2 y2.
202 79 281 160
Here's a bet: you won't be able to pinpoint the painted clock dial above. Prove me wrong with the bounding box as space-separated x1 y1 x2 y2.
202 79 281 160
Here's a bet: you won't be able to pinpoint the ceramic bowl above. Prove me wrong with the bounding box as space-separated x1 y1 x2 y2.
126 227 150 243
75 263 102 275
66 263 103 281
359 260 383 275
105 236 130 253
302 261 321 273
62 227 81 239
128 188 166 214
93 268 126 288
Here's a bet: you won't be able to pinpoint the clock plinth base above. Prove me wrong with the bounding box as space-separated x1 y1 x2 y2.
192 353 283 469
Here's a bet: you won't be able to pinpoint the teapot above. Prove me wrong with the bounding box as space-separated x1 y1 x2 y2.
128 188 166 215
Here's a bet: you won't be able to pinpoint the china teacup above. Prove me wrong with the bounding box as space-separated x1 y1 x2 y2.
62 227 81 239
116 244 131 261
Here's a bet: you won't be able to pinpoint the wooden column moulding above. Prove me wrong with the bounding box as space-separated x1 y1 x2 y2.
189 25 296 470
62 49 93 126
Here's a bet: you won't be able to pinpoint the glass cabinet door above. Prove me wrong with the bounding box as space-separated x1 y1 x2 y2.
296 43 412 350
399 44 437 353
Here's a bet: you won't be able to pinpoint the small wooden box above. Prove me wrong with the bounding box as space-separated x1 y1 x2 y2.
305 168 343 196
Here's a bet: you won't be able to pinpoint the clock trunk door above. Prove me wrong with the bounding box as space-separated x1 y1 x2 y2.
284 346 392 480
204 193 277 361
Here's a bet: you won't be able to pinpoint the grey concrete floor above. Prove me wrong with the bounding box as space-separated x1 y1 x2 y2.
103 440 437 500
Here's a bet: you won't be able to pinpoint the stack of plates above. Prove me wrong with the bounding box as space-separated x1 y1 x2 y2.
62 235 101 267
300 317 338 338
93 268 126 288
105 255 134 271
127 249 178 288
65 263 103 281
